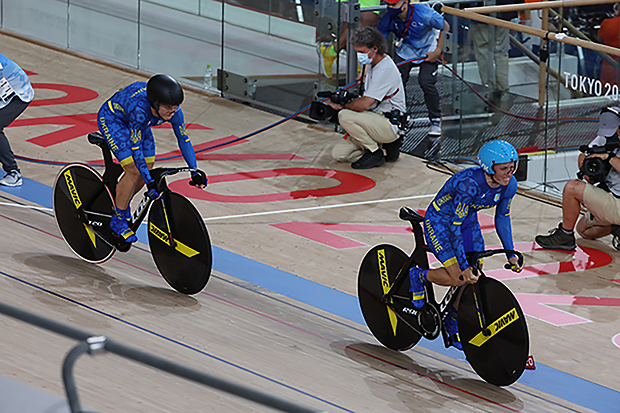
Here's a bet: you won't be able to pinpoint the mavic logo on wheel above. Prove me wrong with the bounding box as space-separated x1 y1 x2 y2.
149 222 200 258
469 307 519 347
377 249 398 336
63 171 82 209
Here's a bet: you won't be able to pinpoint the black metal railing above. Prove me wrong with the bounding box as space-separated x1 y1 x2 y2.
0 300 328 413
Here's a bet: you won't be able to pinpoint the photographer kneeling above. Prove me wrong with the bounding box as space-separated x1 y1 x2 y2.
536 104 620 251
326 26 407 170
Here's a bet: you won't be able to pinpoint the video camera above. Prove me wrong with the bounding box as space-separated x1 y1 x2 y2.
577 105 620 183
577 135 620 183
308 89 358 123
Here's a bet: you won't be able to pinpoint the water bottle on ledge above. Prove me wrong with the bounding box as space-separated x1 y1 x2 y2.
203 64 212 89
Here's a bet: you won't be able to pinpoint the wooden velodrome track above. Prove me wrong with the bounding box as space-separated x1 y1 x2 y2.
1 32 619 413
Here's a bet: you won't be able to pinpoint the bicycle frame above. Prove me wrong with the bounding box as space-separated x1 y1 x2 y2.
78 132 200 251
380 207 523 347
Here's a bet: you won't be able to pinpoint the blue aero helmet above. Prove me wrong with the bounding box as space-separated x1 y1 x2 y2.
478 140 518 175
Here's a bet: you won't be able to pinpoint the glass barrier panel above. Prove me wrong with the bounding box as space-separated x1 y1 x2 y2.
435 1 619 194
68 0 139 67
139 1 221 89
147 0 200 15
2 0 68 47
220 0 322 115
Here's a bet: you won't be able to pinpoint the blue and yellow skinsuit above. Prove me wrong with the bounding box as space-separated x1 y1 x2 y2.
424 166 517 271
97 81 197 186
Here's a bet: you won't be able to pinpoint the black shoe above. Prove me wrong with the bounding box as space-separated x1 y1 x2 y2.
535 224 576 251
384 137 403 162
611 225 620 251
351 149 385 169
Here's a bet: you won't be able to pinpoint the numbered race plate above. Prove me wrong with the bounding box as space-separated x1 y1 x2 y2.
148 192 212 295
458 277 529 386
358 244 421 351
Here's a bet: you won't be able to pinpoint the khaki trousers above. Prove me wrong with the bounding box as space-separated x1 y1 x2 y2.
332 109 398 162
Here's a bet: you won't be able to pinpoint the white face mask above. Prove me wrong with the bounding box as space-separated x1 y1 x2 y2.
357 49 374 65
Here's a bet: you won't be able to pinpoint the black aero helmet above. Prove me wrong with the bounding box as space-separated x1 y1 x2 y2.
147 74 184 108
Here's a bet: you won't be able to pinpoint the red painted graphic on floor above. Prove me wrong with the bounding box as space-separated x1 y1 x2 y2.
515 293 620 326
270 212 497 249
486 242 613 280
10 82 213 147
169 168 376 203
271 222 413 249
29 83 98 106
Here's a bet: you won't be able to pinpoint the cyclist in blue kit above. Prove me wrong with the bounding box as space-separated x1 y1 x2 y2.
97 74 207 243
409 140 523 350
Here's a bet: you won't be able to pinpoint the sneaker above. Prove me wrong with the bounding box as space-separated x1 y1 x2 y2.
351 149 385 169
409 267 428 309
384 137 403 162
612 225 620 251
429 119 441 136
317 43 337 78
444 307 463 351
0 170 22 187
535 223 576 251
110 208 137 243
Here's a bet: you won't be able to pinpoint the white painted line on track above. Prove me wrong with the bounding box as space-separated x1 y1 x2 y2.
0 201 53 212
203 193 435 222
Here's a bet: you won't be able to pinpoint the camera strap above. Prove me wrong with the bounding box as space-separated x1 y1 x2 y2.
359 65 366 96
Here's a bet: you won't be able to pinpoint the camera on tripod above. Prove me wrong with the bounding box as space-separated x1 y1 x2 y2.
577 136 620 183
308 89 358 123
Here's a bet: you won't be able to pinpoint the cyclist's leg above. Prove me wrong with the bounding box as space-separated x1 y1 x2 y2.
129 131 155 199
444 220 482 350
97 114 138 242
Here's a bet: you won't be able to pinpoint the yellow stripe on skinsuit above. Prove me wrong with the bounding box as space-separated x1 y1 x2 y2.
120 156 134 167
443 257 458 267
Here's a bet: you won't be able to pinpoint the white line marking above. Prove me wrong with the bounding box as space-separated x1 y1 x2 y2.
203 193 435 222
0 201 53 212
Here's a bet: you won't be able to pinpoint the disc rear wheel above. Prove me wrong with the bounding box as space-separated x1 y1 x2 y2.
53 164 116 263
358 244 421 351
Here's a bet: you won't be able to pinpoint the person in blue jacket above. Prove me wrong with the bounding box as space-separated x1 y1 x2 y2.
409 140 523 350
97 74 207 243
0 53 35 187
378 0 449 136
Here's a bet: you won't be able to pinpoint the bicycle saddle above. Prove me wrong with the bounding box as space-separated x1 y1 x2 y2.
399 206 424 223
87 131 106 146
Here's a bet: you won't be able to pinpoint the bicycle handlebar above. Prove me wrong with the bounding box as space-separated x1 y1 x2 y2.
467 249 524 274
150 167 205 185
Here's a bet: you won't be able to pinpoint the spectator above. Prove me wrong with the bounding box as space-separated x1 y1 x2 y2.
0 53 34 187
317 0 381 78
535 104 620 251
378 0 449 136
598 3 620 86
470 0 523 109
326 26 407 169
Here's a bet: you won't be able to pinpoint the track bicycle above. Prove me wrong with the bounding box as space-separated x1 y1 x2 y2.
358 206 529 386
53 132 212 295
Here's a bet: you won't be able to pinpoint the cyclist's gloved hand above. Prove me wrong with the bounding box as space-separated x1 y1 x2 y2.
190 170 208 187
146 181 162 201
506 255 523 273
